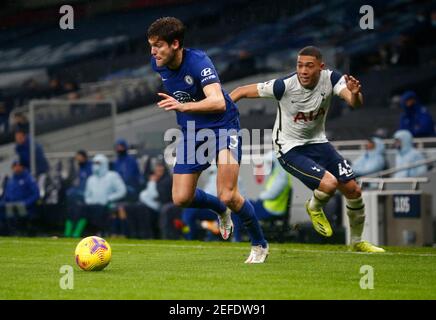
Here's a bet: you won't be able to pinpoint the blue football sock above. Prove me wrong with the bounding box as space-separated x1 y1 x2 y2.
189 188 226 214
235 200 267 247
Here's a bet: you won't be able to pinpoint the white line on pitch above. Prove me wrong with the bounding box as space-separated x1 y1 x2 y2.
1 239 435 258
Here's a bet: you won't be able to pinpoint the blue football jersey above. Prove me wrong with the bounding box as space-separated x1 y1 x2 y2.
151 48 239 130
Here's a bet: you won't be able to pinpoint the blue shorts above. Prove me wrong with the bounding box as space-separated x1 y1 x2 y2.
278 142 355 190
173 119 242 174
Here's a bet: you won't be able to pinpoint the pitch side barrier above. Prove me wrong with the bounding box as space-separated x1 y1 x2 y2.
344 177 433 247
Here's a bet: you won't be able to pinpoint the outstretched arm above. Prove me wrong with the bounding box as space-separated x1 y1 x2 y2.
157 83 225 113
229 84 260 103
339 75 363 108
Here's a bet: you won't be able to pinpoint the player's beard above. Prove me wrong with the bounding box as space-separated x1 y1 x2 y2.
163 49 177 68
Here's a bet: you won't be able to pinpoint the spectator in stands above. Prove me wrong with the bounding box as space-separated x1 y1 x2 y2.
64 150 92 237
73 150 93 191
64 154 126 238
14 129 49 176
63 81 79 94
352 137 387 177
48 78 64 97
390 34 419 66
11 112 29 133
0 159 40 236
232 151 293 242
399 91 435 137
125 159 172 239
0 101 11 134
107 139 141 237
113 139 142 200
392 130 428 178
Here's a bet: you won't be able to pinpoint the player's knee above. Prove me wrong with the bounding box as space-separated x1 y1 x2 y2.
319 173 338 194
172 192 194 208
218 189 237 208
345 182 362 199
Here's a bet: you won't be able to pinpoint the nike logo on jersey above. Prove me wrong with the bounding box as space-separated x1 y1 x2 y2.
311 166 321 172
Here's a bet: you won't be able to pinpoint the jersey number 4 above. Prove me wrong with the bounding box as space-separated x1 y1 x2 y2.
338 160 353 177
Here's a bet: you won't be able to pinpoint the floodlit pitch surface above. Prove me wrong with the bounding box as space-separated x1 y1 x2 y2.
1 237 435 299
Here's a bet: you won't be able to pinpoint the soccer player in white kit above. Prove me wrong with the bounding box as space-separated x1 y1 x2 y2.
230 46 384 252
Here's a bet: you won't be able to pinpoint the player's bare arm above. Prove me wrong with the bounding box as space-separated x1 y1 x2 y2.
157 83 226 113
339 75 363 108
229 84 259 103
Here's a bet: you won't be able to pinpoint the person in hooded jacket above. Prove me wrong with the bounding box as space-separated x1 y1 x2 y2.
64 154 126 238
0 159 40 235
110 139 144 237
14 129 49 176
130 159 172 239
64 150 92 237
392 130 428 178
113 139 142 200
352 137 387 177
399 91 435 137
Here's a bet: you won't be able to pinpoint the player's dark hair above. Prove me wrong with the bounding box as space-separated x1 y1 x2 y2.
147 17 185 47
298 46 322 60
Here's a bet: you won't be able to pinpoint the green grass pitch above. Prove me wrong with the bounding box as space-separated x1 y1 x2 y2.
1 237 435 300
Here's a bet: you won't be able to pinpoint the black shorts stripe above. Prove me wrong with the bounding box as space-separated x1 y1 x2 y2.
346 205 365 211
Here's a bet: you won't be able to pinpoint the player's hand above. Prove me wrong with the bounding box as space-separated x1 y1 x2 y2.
157 93 183 112
344 75 361 95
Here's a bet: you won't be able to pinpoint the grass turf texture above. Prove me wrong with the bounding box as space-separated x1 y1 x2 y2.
1 237 435 300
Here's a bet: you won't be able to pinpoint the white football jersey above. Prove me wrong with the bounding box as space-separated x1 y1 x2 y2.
257 69 346 157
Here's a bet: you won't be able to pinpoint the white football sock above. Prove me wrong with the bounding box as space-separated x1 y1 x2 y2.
346 197 365 244
309 189 331 211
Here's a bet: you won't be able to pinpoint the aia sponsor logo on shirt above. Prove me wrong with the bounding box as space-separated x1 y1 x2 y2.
293 107 326 122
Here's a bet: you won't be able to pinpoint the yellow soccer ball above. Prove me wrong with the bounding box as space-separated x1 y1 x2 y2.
75 236 112 271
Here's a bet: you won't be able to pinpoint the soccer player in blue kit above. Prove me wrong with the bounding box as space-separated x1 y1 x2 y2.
147 17 269 263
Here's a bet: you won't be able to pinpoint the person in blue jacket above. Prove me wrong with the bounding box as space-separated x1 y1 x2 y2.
64 150 93 237
113 139 142 200
399 91 435 137
0 159 40 235
352 137 387 177
14 129 49 176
